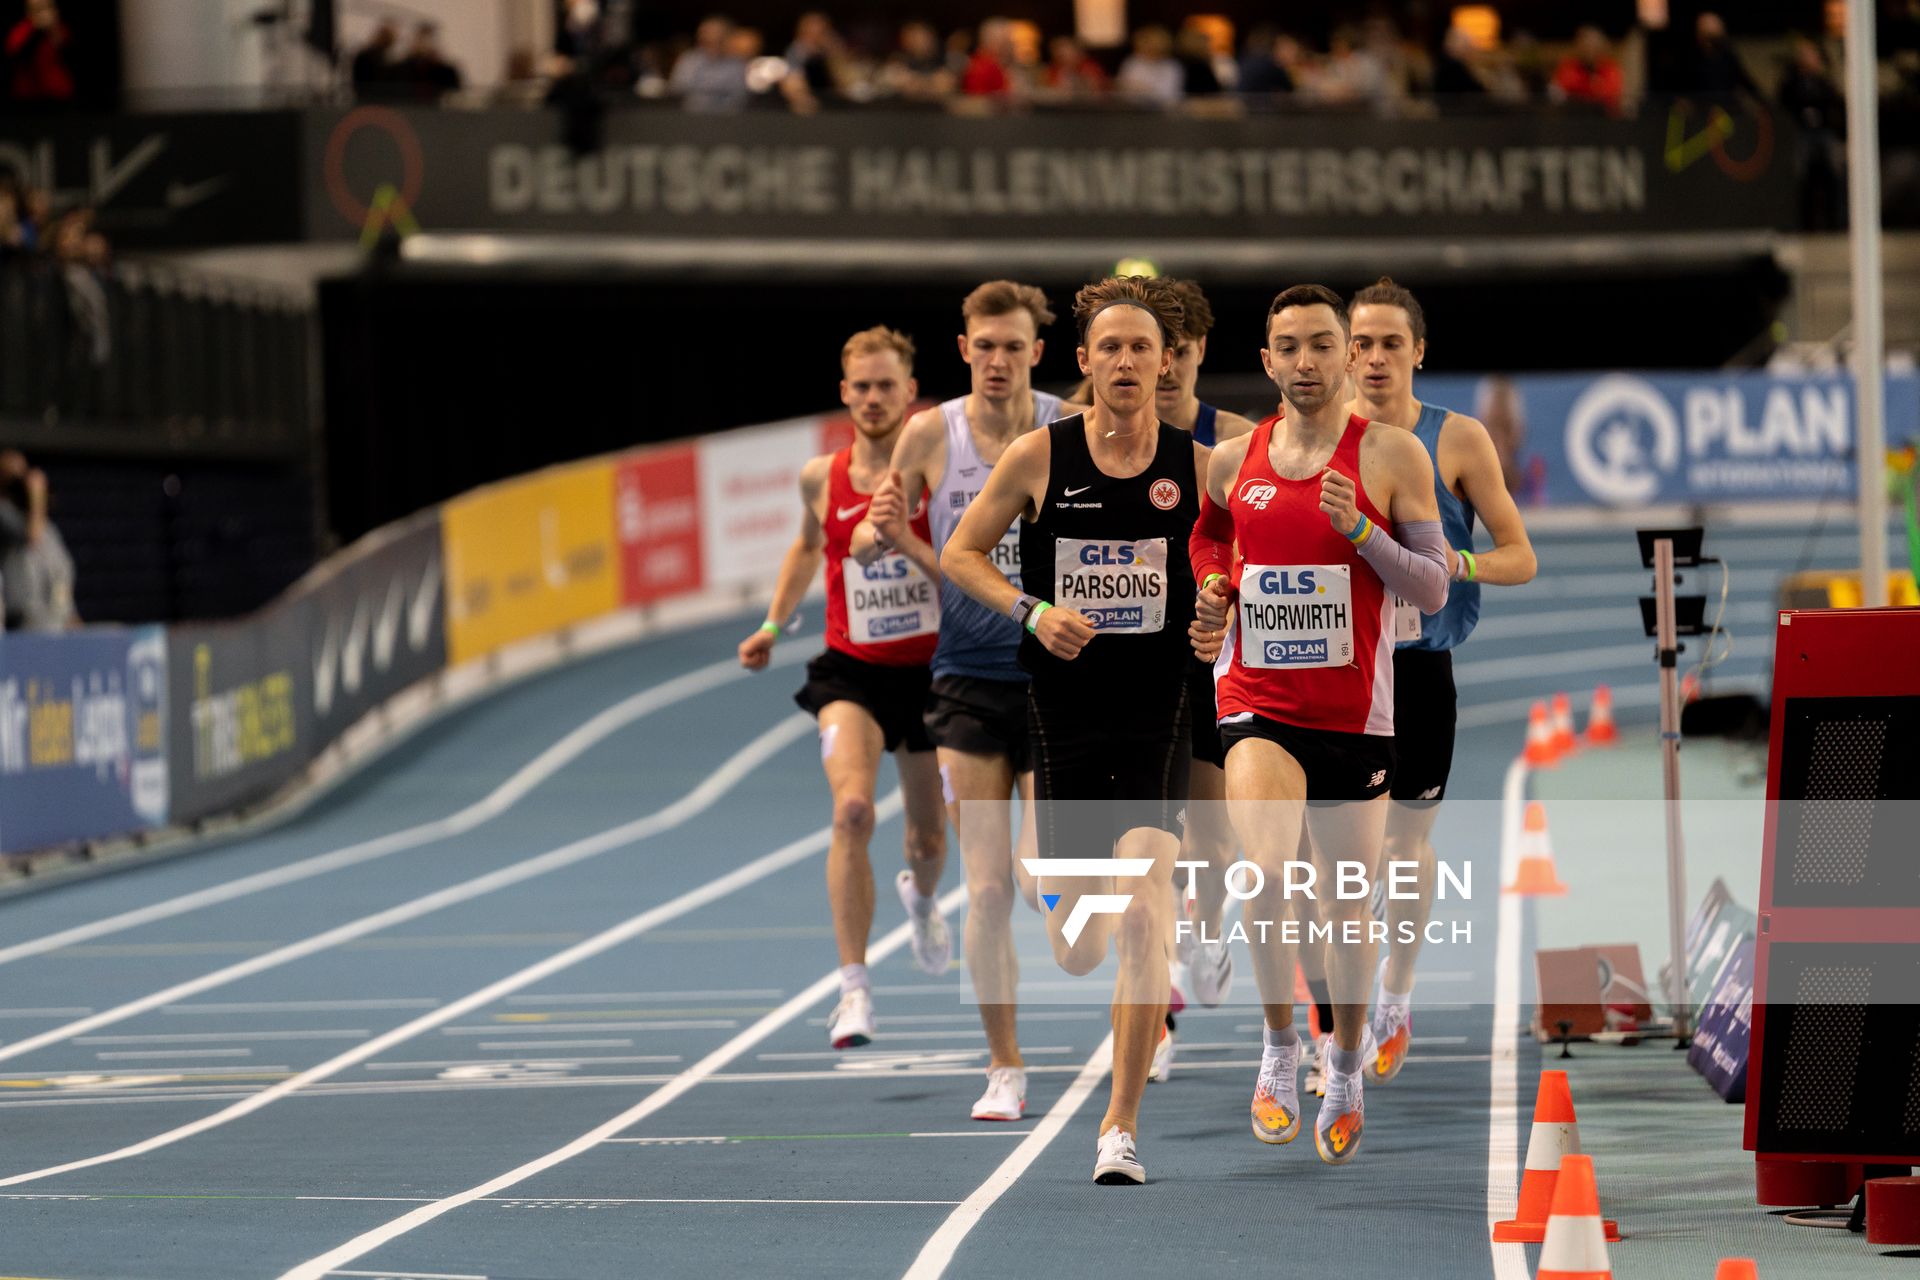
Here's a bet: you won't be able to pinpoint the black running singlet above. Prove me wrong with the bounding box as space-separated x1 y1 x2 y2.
1018 416 1199 691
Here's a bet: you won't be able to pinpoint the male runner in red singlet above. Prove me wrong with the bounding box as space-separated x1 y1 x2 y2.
739 327 950 1050
1188 285 1449 1165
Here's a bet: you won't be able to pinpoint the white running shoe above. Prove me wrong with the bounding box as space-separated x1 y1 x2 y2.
1148 1022 1175 1083
896 870 951 977
1094 1125 1146 1184
1190 937 1234 1007
971 1065 1027 1121
1250 1035 1303 1144
1305 1032 1330 1097
827 987 875 1049
1316 1054 1366 1165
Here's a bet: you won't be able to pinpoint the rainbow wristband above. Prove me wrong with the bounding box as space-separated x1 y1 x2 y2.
1458 548 1477 582
1025 601 1053 634
1345 514 1374 546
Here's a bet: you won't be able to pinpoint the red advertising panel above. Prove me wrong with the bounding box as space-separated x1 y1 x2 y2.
617 446 703 605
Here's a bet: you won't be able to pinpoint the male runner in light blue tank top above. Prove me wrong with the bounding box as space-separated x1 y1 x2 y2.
867 280 1087 1123
1345 278 1537 1083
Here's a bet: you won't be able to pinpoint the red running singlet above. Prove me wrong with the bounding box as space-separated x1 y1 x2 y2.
821 447 940 667
1213 413 1396 736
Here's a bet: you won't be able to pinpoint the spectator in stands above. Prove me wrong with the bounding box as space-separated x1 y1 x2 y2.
1236 25 1293 98
1041 34 1109 99
1684 12 1761 100
1551 26 1625 114
5 0 74 103
1175 26 1224 98
1780 35 1847 229
671 15 751 112
961 18 1020 99
0 177 23 256
882 21 953 102
0 450 77 632
782 11 840 113
350 22 399 94
1430 26 1489 103
400 24 463 100
1310 26 1390 107
1116 26 1182 106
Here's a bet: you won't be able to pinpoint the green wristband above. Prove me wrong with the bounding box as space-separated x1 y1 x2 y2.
1459 549 1477 582
759 620 782 637
1025 601 1053 634
1202 572 1226 590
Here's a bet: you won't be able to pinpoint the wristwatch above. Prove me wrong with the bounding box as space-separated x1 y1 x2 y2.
1009 592 1040 629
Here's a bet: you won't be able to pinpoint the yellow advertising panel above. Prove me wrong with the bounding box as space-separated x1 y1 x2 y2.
442 460 620 664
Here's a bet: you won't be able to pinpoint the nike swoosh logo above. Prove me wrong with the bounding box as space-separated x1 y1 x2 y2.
836 504 869 520
1063 485 1093 497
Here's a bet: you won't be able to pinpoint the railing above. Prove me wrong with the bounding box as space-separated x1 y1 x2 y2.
0 254 314 460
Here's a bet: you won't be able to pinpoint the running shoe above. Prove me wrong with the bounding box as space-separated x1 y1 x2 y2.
1250 1035 1302 1144
1148 1020 1175 1083
971 1065 1027 1121
1370 1000 1412 1083
827 988 875 1049
1094 1125 1145 1185
1305 1031 1330 1097
1190 936 1234 1006
1316 1055 1365 1165
896 869 952 977
1167 959 1187 1016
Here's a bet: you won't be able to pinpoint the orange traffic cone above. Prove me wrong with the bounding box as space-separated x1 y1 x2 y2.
1584 685 1619 747
1550 692 1577 757
1536 1155 1616 1279
1525 700 1560 767
1504 802 1569 896
1714 1262 1758 1279
1495 1070 1619 1242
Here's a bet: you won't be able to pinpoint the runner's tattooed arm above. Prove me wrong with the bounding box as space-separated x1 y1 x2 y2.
941 428 1095 661
1439 413 1537 585
738 456 829 670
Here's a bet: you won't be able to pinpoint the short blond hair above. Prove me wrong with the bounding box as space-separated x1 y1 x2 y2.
961 280 1055 331
841 325 916 373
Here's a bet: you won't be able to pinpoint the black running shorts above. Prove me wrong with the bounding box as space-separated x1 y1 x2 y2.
922 674 1032 773
1389 648 1457 805
1218 713 1394 802
1188 658 1225 769
1027 679 1191 861
794 648 934 754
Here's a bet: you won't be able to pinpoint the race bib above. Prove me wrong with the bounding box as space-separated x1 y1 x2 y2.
1238 563 1354 669
991 523 1023 591
1393 595 1422 644
843 553 939 644
1053 537 1167 633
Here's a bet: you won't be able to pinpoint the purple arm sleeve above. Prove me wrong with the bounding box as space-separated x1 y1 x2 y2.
1355 518 1449 615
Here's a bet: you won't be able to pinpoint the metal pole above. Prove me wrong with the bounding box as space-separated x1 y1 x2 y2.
1655 537 1692 1042
1847 0 1890 606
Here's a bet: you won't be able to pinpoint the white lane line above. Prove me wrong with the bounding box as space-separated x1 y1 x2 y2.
330 1271 487 1280
800 1012 1096 1027
0 650 798 972
0 1064 291 1080
0 714 812 1068
603 1131 1035 1144
0 787 903 1190
900 1035 1115 1280
78 1031 371 1045
1488 754 1529 1280
0 1007 92 1017
753 1047 1071 1062
438 1021 737 1035
275 882 965 1280
505 991 779 1006
363 1056 681 1071
95 1049 252 1060
473 1040 632 1050
165 1000 441 1015
1452 642 1651 687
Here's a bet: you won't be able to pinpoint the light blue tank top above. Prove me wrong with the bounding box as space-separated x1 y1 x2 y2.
927 391 1064 681
1401 401 1481 652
